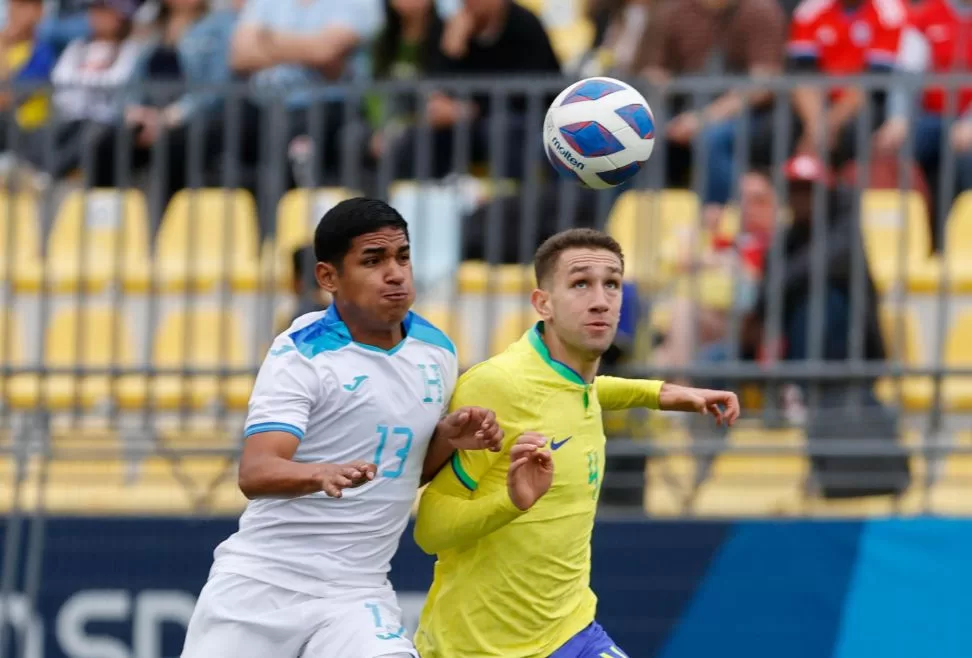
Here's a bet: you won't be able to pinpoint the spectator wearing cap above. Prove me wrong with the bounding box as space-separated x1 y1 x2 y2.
227 0 383 184
88 0 237 206
0 0 57 154
783 0 906 167
743 155 885 370
640 0 785 225
17 0 144 180
875 0 972 243
386 0 560 180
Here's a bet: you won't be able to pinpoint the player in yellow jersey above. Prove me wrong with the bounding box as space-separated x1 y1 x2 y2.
412 228 740 658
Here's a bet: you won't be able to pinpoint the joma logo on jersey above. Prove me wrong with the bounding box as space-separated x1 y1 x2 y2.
418 364 444 404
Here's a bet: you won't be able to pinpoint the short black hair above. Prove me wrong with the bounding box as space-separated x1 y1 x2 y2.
534 228 624 287
314 197 409 265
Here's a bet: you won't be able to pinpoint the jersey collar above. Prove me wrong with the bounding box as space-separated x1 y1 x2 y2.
324 303 413 355
528 322 590 386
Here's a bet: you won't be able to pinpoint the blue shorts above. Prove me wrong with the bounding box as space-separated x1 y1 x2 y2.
548 622 628 658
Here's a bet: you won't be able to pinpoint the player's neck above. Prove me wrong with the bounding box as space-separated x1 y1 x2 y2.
336 303 404 351
540 330 599 384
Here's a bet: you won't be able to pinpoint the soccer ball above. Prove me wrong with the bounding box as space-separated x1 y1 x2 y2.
543 77 655 189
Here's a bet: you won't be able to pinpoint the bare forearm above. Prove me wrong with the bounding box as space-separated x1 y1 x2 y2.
230 30 278 73
238 457 322 499
421 426 455 486
658 383 714 412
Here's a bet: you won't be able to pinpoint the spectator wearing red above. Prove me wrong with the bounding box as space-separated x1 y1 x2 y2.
786 0 907 166
875 0 972 224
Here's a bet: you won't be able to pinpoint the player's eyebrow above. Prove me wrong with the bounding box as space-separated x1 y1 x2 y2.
360 246 389 257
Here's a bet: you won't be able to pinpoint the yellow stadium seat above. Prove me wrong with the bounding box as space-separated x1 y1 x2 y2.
0 312 29 403
272 188 356 288
458 261 536 294
860 190 935 293
942 192 972 292
691 455 806 517
875 307 933 411
118 309 253 411
0 193 41 291
45 189 151 293
548 20 595 66
606 190 700 287
8 308 135 410
490 308 537 356
412 305 473 369
943 310 972 411
926 452 972 516
644 455 696 516
155 189 260 292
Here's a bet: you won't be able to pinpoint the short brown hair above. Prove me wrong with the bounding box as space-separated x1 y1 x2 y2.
533 228 625 287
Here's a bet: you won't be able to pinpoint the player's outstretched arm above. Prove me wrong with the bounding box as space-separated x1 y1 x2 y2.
239 432 377 499
656 383 741 426
413 434 551 555
421 406 505 485
596 376 665 411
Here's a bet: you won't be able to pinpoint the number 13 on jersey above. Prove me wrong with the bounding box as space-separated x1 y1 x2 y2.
374 425 414 479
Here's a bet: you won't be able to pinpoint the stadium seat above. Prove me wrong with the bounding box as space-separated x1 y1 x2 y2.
606 189 700 288
0 311 29 404
929 452 972 516
155 189 260 292
8 307 136 410
271 187 356 288
548 20 596 67
860 190 935 293
692 454 807 517
876 307 934 411
490 308 537 356
118 309 253 411
942 192 972 292
458 261 536 294
943 310 972 411
45 189 151 293
0 193 42 291
412 305 473 369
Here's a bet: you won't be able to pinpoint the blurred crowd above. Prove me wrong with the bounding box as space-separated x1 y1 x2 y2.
0 0 964 424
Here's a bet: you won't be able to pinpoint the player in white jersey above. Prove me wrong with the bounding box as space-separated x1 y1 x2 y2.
181 198 503 658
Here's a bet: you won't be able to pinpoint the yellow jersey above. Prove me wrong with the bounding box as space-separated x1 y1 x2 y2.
413 323 662 658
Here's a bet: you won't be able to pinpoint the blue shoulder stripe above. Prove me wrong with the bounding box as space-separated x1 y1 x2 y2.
410 313 457 356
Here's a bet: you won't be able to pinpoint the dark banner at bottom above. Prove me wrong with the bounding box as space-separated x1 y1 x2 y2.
1 517 971 657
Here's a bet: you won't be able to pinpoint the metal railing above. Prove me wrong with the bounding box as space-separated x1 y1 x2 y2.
0 73 969 516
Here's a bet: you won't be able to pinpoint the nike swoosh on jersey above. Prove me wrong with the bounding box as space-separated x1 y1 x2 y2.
343 375 368 391
550 436 573 450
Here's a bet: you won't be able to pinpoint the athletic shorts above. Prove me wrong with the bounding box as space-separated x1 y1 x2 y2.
180 571 418 658
548 622 628 658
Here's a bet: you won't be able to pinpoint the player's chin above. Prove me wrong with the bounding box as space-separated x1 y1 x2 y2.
583 323 617 348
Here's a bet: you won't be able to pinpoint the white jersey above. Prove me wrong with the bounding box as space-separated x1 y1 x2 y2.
211 306 458 597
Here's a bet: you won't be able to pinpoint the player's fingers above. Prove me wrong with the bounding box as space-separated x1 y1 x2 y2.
691 395 708 413
533 450 553 465
322 481 343 498
510 443 539 459
346 461 378 480
517 432 547 447
708 403 725 425
486 427 505 452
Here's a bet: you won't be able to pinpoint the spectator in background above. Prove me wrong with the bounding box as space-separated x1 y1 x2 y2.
875 0 972 243
24 0 143 181
364 0 444 163
390 0 560 179
89 0 236 203
783 0 906 168
744 155 885 370
580 0 653 77
653 169 776 383
0 0 56 157
641 0 785 227
229 0 382 182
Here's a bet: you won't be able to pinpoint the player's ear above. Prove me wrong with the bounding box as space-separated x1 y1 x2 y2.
530 288 552 320
316 261 338 294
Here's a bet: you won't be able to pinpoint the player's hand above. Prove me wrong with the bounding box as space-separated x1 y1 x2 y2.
315 461 377 498
507 432 553 511
659 384 741 426
437 406 504 453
